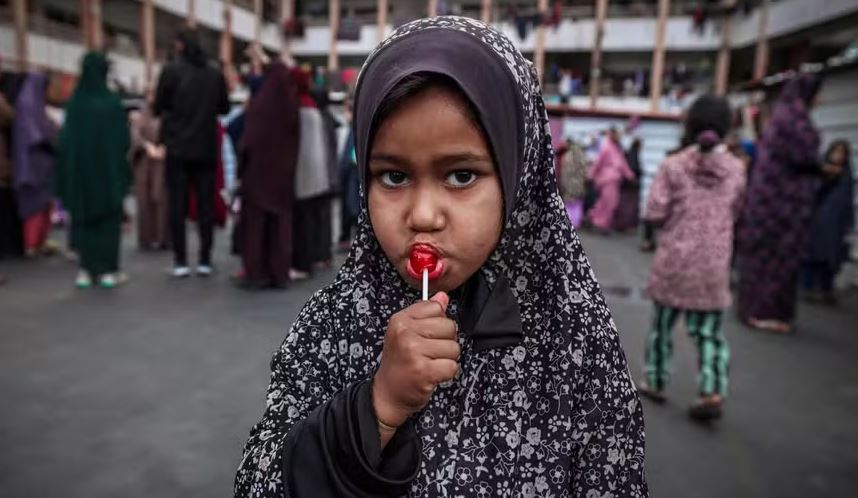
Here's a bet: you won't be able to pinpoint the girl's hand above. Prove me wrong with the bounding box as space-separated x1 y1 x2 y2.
372 292 460 429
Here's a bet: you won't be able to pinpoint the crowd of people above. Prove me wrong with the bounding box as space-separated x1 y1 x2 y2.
552 73 854 420
0 28 361 291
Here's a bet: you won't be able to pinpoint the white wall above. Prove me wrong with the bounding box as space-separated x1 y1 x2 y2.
0 25 151 90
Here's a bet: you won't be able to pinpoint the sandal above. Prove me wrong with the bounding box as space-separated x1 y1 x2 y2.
688 397 723 421
637 382 667 404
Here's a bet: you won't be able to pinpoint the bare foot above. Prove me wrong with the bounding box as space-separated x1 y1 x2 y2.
748 318 791 334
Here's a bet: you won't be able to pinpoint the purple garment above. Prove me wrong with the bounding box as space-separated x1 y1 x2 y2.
12 73 56 219
645 146 746 310
737 74 822 322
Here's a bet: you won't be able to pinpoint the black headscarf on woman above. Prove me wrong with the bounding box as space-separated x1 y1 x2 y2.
236 17 646 498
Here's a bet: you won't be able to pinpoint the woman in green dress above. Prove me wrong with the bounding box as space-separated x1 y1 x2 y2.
56 52 131 289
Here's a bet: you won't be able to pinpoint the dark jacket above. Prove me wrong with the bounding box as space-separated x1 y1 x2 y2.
154 54 229 163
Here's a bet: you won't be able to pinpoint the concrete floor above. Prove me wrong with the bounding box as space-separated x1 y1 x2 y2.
0 228 856 498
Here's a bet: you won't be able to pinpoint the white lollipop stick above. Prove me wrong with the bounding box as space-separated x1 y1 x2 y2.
422 268 429 301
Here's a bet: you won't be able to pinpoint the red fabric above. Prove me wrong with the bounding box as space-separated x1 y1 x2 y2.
188 124 227 227
23 206 51 250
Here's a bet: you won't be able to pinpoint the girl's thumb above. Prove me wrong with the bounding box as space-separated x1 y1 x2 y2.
430 291 449 312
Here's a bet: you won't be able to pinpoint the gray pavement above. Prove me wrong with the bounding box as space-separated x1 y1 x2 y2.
0 228 856 498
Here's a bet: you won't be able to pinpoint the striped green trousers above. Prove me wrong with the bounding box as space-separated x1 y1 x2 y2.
644 303 730 396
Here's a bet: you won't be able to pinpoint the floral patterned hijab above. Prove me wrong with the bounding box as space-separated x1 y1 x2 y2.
238 17 647 498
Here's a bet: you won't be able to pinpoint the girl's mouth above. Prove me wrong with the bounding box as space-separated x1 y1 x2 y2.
406 244 445 281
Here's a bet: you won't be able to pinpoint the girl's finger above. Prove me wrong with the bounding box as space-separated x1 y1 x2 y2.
420 337 461 360
407 299 449 319
427 358 459 385
415 317 457 340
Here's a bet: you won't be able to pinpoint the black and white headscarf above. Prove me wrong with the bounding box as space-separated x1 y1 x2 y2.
236 17 647 498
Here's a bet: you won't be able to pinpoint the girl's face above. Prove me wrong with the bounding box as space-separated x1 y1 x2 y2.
368 85 503 293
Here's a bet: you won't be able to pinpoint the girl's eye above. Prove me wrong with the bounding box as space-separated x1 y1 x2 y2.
379 171 409 187
447 170 477 188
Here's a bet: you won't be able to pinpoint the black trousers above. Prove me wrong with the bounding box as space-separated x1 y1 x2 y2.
166 155 215 266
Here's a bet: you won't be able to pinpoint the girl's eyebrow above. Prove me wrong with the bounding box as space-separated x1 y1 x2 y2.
369 152 492 168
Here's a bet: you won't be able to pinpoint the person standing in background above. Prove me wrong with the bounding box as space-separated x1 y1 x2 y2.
0 71 22 265
587 127 636 233
237 62 301 290
614 136 643 232
291 68 331 280
154 28 229 278
736 74 824 333
12 73 57 259
801 140 854 304
556 138 588 227
309 86 340 269
129 86 169 251
638 95 745 421
55 53 131 289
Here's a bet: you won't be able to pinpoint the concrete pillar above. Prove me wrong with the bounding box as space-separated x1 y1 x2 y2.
753 0 770 81
481 0 492 24
12 0 28 71
428 0 437 17
649 0 670 113
534 0 548 86
81 0 103 51
328 0 340 72
714 0 737 96
377 0 388 43
187 0 197 28
589 0 608 108
280 0 295 61
142 0 156 86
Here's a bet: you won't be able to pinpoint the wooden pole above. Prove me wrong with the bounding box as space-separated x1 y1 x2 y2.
481 0 492 24
328 0 340 72
142 0 155 86
714 0 737 96
649 0 670 113
377 0 388 43
428 0 438 18
187 0 197 28
12 0 28 71
589 0 608 108
753 0 770 81
534 0 548 86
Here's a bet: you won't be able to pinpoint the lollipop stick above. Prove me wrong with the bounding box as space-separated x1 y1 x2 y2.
422 269 428 301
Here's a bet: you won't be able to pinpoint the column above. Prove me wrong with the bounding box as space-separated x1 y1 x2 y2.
280 0 295 63
12 0 28 71
328 0 340 72
714 0 737 96
753 0 770 81
81 0 103 51
377 0 388 43
187 0 197 28
428 0 438 18
649 0 670 113
589 0 608 108
142 0 156 86
481 0 492 24
534 0 548 85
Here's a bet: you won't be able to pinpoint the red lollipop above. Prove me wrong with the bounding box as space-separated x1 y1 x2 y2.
408 245 440 300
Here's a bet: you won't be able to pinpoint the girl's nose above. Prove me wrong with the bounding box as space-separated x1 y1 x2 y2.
406 185 445 233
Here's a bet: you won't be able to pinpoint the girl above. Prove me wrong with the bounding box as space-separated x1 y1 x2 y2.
55 52 130 288
235 17 647 497
129 86 169 251
736 74 823 333
637 96 745 420
801 140 854 304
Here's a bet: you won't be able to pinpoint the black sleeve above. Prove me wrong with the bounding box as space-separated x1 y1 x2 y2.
152 64 174 117
217 72 230 116
282 379 420 497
